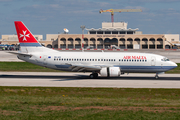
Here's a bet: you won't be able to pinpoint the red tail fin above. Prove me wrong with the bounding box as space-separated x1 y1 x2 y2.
14 21 41 46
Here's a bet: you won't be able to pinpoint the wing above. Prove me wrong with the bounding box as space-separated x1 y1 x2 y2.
66 63 102 72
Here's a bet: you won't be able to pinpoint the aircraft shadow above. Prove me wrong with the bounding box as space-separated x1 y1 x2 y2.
1 74 180 81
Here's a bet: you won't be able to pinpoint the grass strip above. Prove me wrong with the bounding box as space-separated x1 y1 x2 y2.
0 87 180 119
0 62 179 73
0 62 61 72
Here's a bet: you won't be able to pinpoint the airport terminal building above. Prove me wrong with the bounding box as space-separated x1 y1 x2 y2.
0 22 179 50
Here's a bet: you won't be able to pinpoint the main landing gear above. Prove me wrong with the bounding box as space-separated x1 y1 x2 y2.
89 72 98 79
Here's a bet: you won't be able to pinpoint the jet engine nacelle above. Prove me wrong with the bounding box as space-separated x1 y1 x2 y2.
100 67 121 77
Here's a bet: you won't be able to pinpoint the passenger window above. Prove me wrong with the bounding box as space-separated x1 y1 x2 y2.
119 59 121 61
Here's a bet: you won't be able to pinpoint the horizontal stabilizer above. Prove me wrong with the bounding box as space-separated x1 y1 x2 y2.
8 51 32 57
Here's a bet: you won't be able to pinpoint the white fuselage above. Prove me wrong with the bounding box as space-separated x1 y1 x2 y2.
17 48 177 74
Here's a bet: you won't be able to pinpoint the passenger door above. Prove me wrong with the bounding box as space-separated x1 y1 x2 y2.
151 56 156 66
43 55 47 66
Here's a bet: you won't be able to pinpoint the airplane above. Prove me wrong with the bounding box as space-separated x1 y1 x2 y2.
12 21 177 79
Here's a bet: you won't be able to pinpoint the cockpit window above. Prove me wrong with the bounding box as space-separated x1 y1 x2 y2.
161 58 170 61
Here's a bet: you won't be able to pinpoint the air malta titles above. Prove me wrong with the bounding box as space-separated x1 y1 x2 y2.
123 56 147 59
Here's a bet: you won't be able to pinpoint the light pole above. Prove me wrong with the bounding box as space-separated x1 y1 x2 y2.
80 25 85 51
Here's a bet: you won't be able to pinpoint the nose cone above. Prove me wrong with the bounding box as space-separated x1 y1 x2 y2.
170 61 177 69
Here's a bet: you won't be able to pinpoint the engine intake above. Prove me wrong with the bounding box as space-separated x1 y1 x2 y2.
100 67 121 77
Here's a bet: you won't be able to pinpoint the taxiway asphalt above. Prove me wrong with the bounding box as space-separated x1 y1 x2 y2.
0 72 180 88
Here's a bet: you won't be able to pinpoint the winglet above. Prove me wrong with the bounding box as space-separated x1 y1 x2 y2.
14 21 41 46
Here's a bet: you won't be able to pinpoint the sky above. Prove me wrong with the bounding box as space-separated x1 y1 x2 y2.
0 0 180 40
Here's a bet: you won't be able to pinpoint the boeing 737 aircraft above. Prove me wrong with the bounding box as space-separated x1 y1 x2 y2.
13 21 177 79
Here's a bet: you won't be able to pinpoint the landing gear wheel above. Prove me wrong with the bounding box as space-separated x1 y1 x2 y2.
90 74 94 79
89 73 98 79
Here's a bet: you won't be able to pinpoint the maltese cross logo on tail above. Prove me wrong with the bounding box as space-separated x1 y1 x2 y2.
20 30 30 41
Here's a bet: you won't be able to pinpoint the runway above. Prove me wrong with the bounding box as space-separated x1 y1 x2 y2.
0 72 180 88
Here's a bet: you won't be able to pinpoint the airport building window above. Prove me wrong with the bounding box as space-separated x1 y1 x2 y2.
89 31 96 34
105 31 111 34
97 31 103 34
112 31 118 34
127 31 133 34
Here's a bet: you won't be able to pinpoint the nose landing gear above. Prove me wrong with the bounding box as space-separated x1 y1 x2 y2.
155 73 159 79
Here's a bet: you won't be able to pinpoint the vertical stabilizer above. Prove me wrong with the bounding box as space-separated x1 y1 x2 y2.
14 21 42 53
